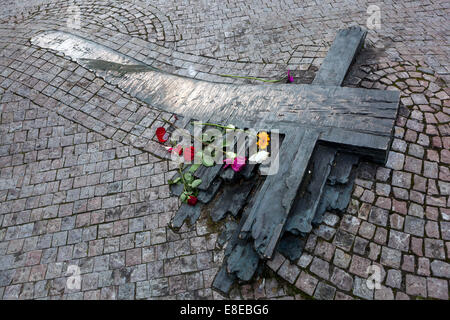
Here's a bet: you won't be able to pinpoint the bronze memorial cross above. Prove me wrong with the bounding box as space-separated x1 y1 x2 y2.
32 26 400 293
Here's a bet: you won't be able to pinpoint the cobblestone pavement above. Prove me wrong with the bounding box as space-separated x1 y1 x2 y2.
0 1 449 300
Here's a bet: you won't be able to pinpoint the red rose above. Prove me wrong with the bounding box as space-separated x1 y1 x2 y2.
187 195 198 206
156 127 168 143
168 145 183 156
183 146 195 162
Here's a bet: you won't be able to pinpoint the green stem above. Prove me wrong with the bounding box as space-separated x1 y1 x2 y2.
178 164 187 192
218 74 287 83
193 122 233 130
191 122 246 133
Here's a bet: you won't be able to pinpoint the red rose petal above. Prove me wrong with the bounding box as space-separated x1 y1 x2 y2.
183 146 195 162
156 127 168 143
173 145 183 156
187 195 198 206
167 146 183 156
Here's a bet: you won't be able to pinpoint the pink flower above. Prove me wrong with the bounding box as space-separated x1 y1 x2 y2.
287 70 294 83
224 156 246 172
231 156 246 172
223 158 234 169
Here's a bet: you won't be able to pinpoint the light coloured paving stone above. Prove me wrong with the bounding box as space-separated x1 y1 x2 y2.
369 207 389 227
297 253 313 269
408 203 424 218
309 257 330 280
388 230 410 252
333 230 355 251
427 277 449 300
295 271 319 296
349 255 371 278
359 221 376 239
353 276 373 300
385 152 404 170
266 251 285 272
313 281 336 300
277 260 300 284
395 292 410 300
424 239 446 260
404 216 425 237
380 247 402 269
314 240 336 262
441 222 450 240
330 267 353 291
405 275 427 298
313 224 336 241
385 269 402 289
374 285 394 300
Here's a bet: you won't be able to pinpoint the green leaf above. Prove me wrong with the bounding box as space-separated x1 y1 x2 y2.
184 173 194 182
168 177 181 185
190 179 202 188
180 193 187 203
202 133 211 142
189 164 201 173
202 154 215 167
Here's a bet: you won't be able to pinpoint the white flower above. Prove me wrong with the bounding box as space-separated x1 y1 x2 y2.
225 151 237 159
249 151 270 163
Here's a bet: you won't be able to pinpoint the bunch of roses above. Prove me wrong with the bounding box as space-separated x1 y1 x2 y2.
155 120 271 205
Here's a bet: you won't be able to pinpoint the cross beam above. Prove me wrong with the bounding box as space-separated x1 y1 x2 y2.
32 28 399 163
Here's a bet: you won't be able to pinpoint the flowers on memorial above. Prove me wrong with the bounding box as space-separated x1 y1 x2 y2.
223 157 234 167
187 195 198 206
287 70 294 83
224 156 246 172
156 119 272 206
232 156 246 172
183 146 195 162
166 145 183 155
256 131 270 149
156 127 169 143
169 163 203 206
249 150 270 163
225 151 237 160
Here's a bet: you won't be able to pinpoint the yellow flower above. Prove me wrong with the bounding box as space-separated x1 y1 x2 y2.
256 132 270 149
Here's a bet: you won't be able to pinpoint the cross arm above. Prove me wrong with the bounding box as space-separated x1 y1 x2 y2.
312 26 367 86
